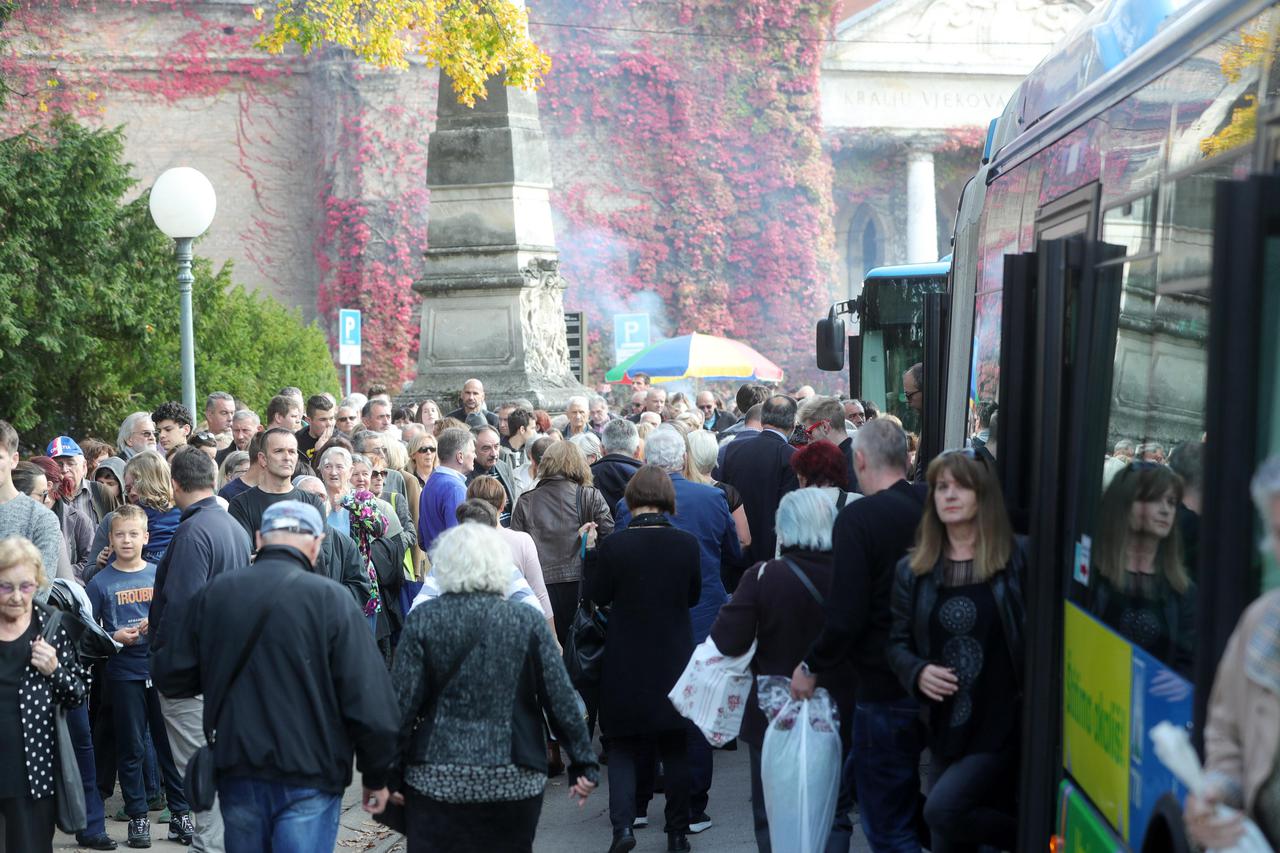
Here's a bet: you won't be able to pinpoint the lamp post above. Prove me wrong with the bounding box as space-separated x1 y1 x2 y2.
149 167 217 420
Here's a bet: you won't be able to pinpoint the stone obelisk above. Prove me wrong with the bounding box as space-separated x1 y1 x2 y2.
409 67 587 411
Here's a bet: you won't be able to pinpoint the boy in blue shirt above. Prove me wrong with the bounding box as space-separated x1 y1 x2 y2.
87 505 193 848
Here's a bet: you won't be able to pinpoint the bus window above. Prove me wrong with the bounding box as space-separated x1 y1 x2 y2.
860 272 946 433
1074 169 1224 676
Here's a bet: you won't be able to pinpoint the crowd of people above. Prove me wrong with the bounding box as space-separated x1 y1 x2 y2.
0 369 1274 853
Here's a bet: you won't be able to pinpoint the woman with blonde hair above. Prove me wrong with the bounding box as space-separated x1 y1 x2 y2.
886 449 1025 853
510 442 613 647
0 536 89 852
684 429 750 549
88 450 181 579
408 432 439 486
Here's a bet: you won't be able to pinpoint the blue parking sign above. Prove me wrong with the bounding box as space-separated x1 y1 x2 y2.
338 309 361 366
613 313 650 364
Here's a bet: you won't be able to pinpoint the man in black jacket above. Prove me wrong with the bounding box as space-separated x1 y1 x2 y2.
791 419 926 853
153 501 398 852
150 447 252 853
718 395 800 588
590 418 643 516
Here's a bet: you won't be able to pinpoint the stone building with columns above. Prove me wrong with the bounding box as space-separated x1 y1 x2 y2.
822 0 1095 298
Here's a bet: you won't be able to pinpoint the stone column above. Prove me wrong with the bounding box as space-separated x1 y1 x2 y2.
906 146 938 263
408 70 586 410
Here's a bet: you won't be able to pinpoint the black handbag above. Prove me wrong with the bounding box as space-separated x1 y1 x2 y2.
185 572 299 811
46 579 117 663
563 485 608 688
40 606 87 834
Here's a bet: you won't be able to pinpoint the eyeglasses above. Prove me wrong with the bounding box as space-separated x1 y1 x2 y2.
803 419 830 437
903 389 921 402
371 470 387 479
135 430 156 439
0 581 37 595
417 447 436 455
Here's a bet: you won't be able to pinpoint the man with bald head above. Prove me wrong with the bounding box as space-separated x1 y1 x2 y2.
446 378 499 428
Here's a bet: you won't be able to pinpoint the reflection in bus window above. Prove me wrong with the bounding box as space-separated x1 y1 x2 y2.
1088 463 1196 676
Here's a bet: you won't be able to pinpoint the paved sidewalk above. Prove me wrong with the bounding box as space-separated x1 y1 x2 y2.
56 746 869 852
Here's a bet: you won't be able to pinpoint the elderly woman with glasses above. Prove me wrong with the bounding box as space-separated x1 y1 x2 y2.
318 448 405 647
0 536 89 853
391 523 597 851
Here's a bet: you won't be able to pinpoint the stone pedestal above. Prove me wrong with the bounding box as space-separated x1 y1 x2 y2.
408 72 587 411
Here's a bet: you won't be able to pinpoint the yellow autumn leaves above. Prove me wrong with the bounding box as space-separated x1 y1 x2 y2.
254 0 551 107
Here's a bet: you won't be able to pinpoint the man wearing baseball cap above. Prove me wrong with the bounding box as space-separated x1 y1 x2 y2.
153 500 398 850
47 435 106 525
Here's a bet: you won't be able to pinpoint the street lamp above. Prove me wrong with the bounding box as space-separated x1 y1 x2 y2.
149 167 217 421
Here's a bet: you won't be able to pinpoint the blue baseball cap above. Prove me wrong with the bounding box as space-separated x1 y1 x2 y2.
260 500 325 537
46 436 83 458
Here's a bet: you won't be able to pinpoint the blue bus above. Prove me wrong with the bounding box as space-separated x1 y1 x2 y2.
941 0 1280 849
818 258 949 434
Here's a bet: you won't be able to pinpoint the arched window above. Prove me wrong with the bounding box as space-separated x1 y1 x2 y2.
846 204 883 297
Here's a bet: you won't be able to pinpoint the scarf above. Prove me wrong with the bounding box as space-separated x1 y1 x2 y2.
341 489 388 617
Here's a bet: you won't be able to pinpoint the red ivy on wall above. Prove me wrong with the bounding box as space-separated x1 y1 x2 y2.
532 0 839 384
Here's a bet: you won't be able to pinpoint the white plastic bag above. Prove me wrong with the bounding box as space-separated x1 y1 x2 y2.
668 636 756 746
1150 721 1271 853
758 675 842 853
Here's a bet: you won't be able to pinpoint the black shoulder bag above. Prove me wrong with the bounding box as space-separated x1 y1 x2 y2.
564 485 608 689
185 571 300 811
40 605 87 834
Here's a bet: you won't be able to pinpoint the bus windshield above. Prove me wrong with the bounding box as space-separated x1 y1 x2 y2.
859 260 949 433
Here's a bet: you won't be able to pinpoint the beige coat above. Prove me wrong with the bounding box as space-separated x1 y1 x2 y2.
1204 589 1280 813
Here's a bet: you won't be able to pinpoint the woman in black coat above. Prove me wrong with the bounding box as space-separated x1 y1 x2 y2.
585 465 701 853
885 450 1025 853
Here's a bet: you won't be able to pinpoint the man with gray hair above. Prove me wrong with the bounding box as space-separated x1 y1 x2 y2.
590 418 642 515
792 417 925 851
615 426 740 833
564 395 590 438
117 411 158 459
204 391 237 437
218 408 259 465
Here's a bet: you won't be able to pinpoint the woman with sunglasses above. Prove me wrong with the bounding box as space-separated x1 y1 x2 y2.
408 433 439 487
886 449 1026 853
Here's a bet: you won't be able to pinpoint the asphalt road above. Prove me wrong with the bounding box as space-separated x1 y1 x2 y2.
56 746 872 852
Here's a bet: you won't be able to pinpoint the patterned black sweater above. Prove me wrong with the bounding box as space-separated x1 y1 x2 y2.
391 592 598 800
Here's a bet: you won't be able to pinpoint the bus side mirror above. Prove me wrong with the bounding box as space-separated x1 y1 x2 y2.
817 309 846 371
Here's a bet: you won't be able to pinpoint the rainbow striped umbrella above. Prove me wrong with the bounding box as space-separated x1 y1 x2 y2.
606 333 784 384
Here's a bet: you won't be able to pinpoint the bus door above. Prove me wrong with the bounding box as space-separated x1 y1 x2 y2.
999 183 1102 852
1052 164 1280 853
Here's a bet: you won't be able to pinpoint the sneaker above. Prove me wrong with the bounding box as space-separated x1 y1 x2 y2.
688 812 712 834
114 806 130 822
168 811 195 845
74 833 118 850
126 816 151 849
147 793 167 812
632 816 648 829
156 807 172 824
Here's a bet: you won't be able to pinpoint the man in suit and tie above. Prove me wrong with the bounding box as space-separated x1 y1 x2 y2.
718 394 800 589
